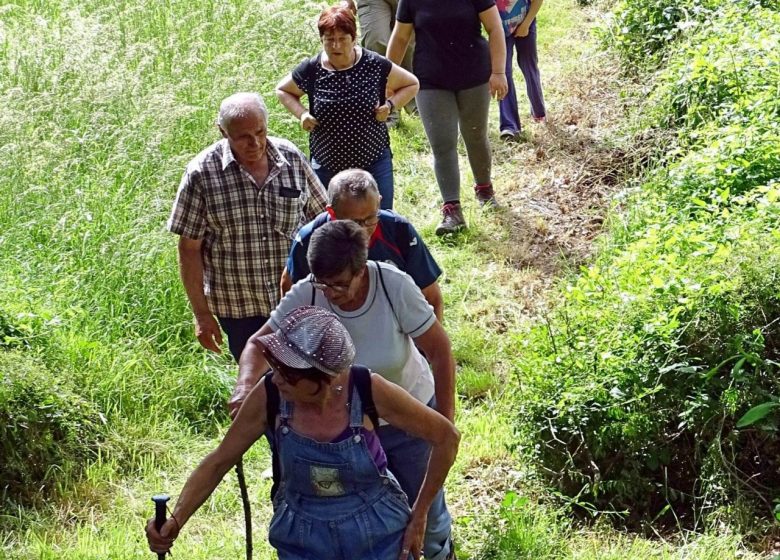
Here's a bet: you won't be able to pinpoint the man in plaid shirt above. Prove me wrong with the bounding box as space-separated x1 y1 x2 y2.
168 92 327 361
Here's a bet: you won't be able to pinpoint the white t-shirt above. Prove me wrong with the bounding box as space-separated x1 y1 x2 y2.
270 261 437 405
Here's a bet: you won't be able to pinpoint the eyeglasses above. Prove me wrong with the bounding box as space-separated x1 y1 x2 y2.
311 275 353 293
350 212 381 228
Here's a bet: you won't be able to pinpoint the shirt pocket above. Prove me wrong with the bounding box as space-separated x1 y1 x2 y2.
268 184 303 239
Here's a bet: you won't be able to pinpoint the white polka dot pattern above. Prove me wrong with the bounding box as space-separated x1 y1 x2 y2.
293 50 392 172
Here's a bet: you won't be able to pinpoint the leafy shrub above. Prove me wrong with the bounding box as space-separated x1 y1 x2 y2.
516 194 780 523
605 0 718 68
646 6 780 130
0 351 102 507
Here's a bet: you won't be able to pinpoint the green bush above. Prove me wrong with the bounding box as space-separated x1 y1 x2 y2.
0 351 102 507
646 6 780 131
605 0 718 68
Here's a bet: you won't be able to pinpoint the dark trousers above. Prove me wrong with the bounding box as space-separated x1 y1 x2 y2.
499 20 547 134
217 315 268 362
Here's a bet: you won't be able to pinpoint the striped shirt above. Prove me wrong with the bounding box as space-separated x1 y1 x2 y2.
168 137 327 318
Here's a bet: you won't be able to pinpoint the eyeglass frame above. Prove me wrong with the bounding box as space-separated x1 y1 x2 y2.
349 211 381 228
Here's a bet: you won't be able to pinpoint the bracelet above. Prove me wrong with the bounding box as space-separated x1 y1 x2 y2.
386 98 395 111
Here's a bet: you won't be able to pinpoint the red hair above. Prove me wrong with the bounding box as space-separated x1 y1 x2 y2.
317 5 357 40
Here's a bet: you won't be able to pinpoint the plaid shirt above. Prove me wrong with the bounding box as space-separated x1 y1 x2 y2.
167 137 327 318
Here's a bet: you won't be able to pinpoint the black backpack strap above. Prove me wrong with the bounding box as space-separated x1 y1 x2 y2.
309 273 317 305
262 371 282 500
373 262 402 332
351 365 380 428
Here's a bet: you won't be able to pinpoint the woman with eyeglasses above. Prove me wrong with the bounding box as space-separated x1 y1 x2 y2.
146 306 459 560
233 220 459 560
275 3 419 210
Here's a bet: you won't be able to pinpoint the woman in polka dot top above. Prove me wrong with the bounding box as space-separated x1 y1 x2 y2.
276 3 419 209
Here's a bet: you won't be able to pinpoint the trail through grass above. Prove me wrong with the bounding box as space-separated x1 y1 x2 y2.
0 0 771 558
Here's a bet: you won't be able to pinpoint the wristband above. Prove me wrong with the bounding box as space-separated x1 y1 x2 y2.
386 98 395 112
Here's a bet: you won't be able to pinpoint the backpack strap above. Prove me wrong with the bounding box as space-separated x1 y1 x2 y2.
373 262 402 332
350 365 380 428
262 371 282 500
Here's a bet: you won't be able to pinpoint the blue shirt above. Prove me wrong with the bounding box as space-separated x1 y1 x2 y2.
287 210 442 290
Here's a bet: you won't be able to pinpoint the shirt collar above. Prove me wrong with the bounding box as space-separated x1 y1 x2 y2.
219 137 289 171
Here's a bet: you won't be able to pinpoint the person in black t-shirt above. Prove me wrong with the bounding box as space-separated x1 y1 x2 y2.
387 0 508 235
276 3 418 210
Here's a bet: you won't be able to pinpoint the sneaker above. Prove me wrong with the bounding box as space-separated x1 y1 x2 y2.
474 183 499 208
435 202 466 236
499 129 520 142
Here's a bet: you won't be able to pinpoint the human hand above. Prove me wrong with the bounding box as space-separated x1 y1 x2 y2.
300 111 319 132
194 312 222 353
514 22 531 37
146 517 180 555
398 512 426 560
374 101 393 122
489 72 508 101
228 383 252 419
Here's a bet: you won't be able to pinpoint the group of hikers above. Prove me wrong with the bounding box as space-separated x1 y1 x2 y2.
145 1 546 559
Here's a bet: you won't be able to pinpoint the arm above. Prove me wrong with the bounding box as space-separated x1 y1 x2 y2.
479 6 508 99
275 73 319 132
229 321 276 417
280 266 294 298
387 22 414 66
146 381 269 554
413 320 456 422
178 236 222 353
375 63 419 122
515 0 543 37
371 374 460 560
420 281 444 323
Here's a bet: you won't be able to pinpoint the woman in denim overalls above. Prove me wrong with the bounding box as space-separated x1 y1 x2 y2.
146 306 460 560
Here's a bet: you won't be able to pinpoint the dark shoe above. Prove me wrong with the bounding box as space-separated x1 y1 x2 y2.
445 538 457 560
474 183 499 208
499 129 520 142
435 202 466 236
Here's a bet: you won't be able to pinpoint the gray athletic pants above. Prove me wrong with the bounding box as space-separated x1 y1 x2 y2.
416 83 493 204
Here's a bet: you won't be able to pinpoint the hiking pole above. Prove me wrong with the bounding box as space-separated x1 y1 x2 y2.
152 494 170 560
236 459 253 560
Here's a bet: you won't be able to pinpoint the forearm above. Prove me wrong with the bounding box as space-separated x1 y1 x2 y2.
522 0 543 25
410 431 460 520
431 356 456 422
276 90 309 120
178 245 210 316
236 332 272 390
387 83 418 110
488 26 507 74
171 452 235 530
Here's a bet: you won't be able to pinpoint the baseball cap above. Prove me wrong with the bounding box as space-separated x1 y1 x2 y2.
258 306 355 377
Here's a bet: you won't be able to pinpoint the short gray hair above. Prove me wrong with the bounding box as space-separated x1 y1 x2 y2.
308 220 368 278
217 92 268 129
328 169 380 209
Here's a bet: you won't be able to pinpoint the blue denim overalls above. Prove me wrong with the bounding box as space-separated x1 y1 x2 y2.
268 383 412 560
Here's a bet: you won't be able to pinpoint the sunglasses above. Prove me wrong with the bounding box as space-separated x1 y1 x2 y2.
264 351 306 385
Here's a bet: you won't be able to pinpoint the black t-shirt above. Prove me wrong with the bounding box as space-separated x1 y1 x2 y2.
396 0 495 91
292 49 392 172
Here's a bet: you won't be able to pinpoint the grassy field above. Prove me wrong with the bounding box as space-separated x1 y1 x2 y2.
0 0 775 558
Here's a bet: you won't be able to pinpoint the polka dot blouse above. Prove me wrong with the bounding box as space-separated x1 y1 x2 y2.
292 49 392 172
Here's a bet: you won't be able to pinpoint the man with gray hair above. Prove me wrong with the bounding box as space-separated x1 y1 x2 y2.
280 168 444 320
168 92 327 361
